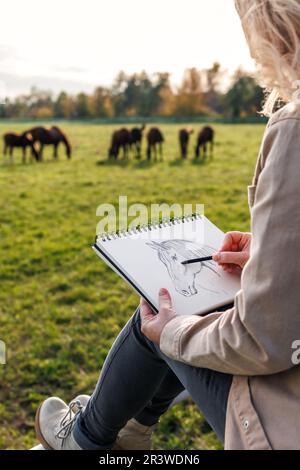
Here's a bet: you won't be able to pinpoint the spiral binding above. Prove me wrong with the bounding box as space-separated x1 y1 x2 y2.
96 212 203 243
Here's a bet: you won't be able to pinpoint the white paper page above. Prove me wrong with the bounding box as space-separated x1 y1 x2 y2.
95 217 241 315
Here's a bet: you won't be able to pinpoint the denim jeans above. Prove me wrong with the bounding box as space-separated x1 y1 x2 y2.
73 307 233 449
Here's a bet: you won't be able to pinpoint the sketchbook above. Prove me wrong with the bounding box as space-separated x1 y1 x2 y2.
93 214 241 316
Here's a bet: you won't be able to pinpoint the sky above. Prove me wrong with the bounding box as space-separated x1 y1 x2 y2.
0 0 255 98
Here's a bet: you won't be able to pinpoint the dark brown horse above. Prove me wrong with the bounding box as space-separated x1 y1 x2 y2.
147 127 164 161
3 131 39 163
179 128 194 159
27 126 71 160
129 125 145 159
195 126 214 160
108 128 131 160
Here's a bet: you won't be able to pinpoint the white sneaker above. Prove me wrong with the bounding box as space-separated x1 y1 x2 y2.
70 395 90 413
35 397 83 450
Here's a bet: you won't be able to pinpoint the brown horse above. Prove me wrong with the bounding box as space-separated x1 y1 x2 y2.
108 128 131 160
26 126 71 160
3 131 39 163
147 127 164 161
129 124 145 159
195 126 214 160
179 128 194 159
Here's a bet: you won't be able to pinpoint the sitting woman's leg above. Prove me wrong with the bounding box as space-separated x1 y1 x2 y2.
73 308 184 449
73 308 232 449
36 307 232 450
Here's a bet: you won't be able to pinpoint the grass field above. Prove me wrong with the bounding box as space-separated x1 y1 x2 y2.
0 121 265 450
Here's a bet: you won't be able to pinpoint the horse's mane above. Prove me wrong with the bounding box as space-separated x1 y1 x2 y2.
159 240 215 263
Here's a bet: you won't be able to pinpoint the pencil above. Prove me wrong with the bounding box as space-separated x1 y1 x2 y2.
181 256 215 265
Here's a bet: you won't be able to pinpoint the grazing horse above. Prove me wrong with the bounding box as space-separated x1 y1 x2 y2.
147 127 164 161
195 126 214 160
3 132 39 163
179 128 194 159
27 126 72 160
130 124 145 159
108 128 131 160
147 239 221 297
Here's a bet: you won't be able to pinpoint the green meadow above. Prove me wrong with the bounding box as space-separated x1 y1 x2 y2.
0 121 264 449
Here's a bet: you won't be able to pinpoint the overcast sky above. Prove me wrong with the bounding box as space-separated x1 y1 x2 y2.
0 0 255 98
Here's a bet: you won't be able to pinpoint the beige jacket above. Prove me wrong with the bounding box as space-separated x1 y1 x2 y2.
160 103 300 450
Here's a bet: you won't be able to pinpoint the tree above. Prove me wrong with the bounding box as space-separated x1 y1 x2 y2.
225 71 264 117
74 92 90 118
91 87 113 118
111 71 128 116
174 68 207 116
203 62 224 114
54 92 75 119
27 87 54 117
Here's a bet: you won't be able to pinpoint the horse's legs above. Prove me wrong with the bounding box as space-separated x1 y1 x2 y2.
31 144 39 162
53 143 58 159
3 143 7 156
210 140 214 159
203 144 207 162
195 144 199 159
147 144 151 161
181 143 185 159
9 146 13 163
22 146 26 164
115 145 119 160
154 144 157 161
39 144 44 161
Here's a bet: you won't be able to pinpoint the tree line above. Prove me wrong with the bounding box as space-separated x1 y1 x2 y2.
0 63 265 120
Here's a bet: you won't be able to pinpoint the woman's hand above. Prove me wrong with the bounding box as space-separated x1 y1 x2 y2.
213 231 252 274
140 288 176 344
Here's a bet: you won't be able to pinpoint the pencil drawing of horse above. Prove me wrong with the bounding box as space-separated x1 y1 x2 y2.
147 239 222 297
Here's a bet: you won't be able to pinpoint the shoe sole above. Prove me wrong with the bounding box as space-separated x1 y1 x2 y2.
35 402 54 450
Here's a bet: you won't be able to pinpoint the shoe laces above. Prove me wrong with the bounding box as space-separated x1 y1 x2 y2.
55 400 83 448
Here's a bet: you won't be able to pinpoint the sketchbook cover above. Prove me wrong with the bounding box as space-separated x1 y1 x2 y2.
93 216 241 316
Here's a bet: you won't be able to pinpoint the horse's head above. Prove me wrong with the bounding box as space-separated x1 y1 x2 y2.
146 240 203 297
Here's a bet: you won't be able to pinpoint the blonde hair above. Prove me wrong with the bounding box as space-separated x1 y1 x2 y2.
235 0 300 115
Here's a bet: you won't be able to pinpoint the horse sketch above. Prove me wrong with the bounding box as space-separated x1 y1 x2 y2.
147 239 223 297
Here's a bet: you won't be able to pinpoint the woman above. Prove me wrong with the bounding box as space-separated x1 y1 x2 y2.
35 0 300 450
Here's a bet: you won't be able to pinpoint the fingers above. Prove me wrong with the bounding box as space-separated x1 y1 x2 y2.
213 251 249 267
220 263 240 274
219 231 243 252
158 288 172 310
140 297 155 322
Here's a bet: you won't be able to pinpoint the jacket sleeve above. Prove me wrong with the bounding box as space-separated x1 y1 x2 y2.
160 118 300 376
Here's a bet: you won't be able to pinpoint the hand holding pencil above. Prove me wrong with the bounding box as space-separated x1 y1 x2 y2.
213 231 252 274
182 231 252 274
